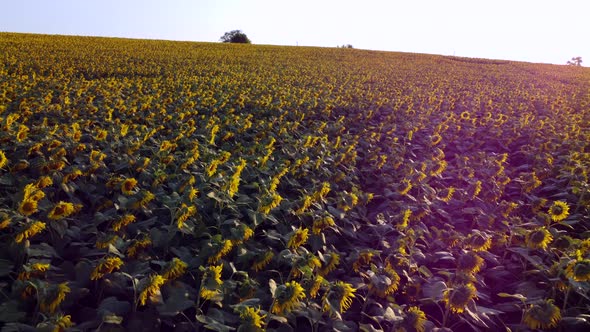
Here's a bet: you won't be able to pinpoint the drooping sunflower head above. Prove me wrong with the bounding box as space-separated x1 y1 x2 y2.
368 265 400 298
40 282 70 313
523 299 561 330
525 227 553 250
553 235 574 251
565 259 590 282
48 201 75 220
161 257 188 280
402 306 427 332
200 264 223 300
548 201 570 222
238 306 266 329
323 281 356 314
287 227 309 250
272 281 306 315
456 251 484 274
466 232 492 252
443 283 477 314
0 150 8 169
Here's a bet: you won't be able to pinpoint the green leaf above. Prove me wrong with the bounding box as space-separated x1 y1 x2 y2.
0 301 26 323
497 293 526 301
0 259 14 277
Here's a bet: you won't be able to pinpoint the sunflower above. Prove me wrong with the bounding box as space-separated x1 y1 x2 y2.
176 203 197 229
121 178 138 195
36 176 53 188
271 281 306 315
553 235 574 251
226 158 247 198
258 193 282 214
200 264 223 301
523 299 561 330
443 283 477 314
0 215 11 230
0 150 8 169
397 209 412 230
292 253 321 278
48 201 75 220
161 257 188 280
323 281 356 314
138 274 166 306
127 234 152 258
287 227 309 250
208 239 233 264
15 221 46 243
18 262 51 280
112 214 136 232
466 232 492 252
430 133 442 146
40 282 70 313
402 306 427 332
403 282 422 302
457 251 484 274
565 259 590 282
90 256 124 280
52 314 74 332
18 198 39 216
95 233 119 249
238 306 266 330
548 201 570 222
94 129 108 141
525 227 553 250
353 250 375 272
368 264 401 298
309 275 326 298
312 216 336 235
16 124 29 142
399 179 413 195
319 252 340 276
252 250 274 272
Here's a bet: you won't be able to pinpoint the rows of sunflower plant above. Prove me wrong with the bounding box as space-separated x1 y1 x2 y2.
0 32 589 331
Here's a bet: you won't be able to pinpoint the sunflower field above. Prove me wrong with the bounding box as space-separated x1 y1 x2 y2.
0 33 589 332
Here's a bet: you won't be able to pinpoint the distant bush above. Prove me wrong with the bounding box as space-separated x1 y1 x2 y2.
566 56 583 66
338 44 354 49
220 30 251 44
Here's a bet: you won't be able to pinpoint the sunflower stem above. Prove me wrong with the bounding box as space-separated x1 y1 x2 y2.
562 284 571 312
442 306 450 328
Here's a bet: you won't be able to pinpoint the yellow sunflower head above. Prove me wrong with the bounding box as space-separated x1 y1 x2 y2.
287 227 309 250
323 281 356 314
272 281 306 315
565 259 590 282
548 201 569 222
121 178 138 195
402 306 427 332
48 201 75 220
456 251 484 274
443 283 477 314
238 306 266 329
466 232 492 252
523 299 561 330
525 227 553 250
0 150 8 169
368 265 400 298
18 198 39 216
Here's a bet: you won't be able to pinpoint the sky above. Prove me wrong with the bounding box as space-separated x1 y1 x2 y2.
1 0 588 66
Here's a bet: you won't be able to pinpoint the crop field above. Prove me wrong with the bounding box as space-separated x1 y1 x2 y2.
0 33 589 331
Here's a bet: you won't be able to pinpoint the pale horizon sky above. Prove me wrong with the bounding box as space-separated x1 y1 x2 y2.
1 0 588 66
